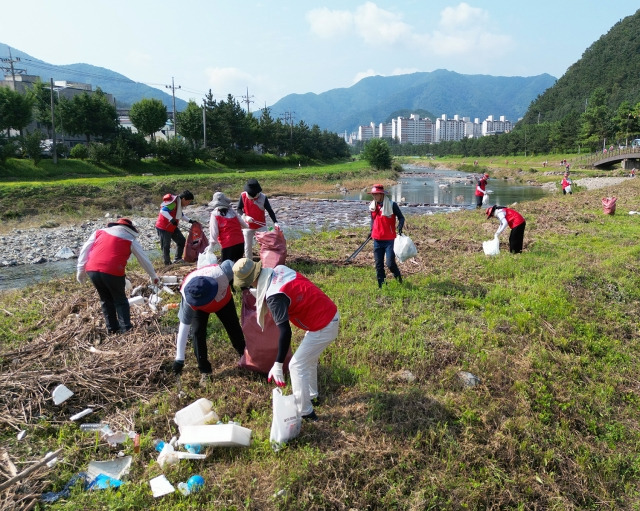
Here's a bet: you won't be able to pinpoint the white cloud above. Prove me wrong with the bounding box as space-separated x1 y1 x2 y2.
439 2 488 31
353 2 410 45
306 7 353 38
204 67 256 97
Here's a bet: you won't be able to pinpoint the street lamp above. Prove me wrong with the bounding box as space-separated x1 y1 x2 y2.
627 113 631 147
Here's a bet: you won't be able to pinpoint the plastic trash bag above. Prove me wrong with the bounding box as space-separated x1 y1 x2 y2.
256 229 287 268
184 221 209 263
270 388 301 449
602 196 617 215
197 250 218 269
482 193 489 205
483 237 500 256
393 234 418 262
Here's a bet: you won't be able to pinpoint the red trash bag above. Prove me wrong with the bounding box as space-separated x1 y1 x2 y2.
255 229 287 268
238 289 292 374
184 221 209 262
602 196 617 215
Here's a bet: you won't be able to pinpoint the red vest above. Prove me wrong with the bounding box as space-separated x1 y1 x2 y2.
241 191 266 229
371 204 396 241
155 195 178 232
267 266 337 331
215 215 244 248
504 208 525 228
475 177 488 197
180 265 232 314
85 230 132 276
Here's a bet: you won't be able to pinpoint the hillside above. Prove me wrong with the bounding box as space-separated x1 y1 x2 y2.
270 70 556 133
0 43 187 110
521 8 640 124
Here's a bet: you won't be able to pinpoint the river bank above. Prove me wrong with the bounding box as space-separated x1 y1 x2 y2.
0 174 631 269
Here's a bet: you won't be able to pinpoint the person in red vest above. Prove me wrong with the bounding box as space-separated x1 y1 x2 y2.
369 184 405 288
475 172 489 208
171 260 245 385
236 179 279 259
232 258 340 422
486 205 526 254
208 192 249 263
561 172 573 195
155 190 195 265
77 218 159 334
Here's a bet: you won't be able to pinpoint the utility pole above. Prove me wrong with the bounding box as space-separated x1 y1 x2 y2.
0 47 27 90
165 77 181 137
241 87 254 113
281 110 295 149
202 99 206 149
49 78 57 164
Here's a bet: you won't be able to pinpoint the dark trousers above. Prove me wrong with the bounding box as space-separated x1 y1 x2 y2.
476 195 484 208
191 299 246 374
87 271 131 333
156 227 185 264
220 242 245 264
509 222 526 254
373 239 401 286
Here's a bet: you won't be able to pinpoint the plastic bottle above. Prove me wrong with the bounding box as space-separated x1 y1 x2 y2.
174 398 218 428
177 482 191 496
154 439 166 452
185 444 201 454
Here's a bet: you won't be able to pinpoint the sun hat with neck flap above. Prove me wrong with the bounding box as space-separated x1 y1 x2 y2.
209 192 231 210
107 217 138 233
232 258 262 288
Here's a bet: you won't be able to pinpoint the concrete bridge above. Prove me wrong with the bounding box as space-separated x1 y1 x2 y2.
574 147 640 169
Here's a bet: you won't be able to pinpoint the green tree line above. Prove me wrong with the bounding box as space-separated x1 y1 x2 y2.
0 83 350 167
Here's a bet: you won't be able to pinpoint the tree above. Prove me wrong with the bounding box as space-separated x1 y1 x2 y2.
176 100 203 147
58 87 118 143
0 86 34 136
362 138 392 170
129 98 167 141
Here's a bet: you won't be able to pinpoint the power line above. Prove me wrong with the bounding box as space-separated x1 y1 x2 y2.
0 47 27 90
165 77 181 137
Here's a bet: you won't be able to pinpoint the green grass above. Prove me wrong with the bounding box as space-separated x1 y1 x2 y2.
3 167 640 509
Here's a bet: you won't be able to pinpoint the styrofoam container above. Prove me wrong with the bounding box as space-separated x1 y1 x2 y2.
177 424 252 447
162 276 178 284
174 398 218 429
128 296 145 306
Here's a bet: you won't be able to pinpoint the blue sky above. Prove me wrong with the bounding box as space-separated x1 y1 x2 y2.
1 1 638 108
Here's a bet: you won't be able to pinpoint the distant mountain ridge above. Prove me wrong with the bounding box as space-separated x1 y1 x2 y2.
1 43 556 133
269 70 557 133
0 43 187 110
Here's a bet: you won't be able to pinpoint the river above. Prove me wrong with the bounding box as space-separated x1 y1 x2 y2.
0 166 548 291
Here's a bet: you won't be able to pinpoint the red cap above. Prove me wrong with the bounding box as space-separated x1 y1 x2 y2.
370 184 385 194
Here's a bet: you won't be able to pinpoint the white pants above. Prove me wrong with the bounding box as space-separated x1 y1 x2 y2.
290 312 340 416
243 226 268 259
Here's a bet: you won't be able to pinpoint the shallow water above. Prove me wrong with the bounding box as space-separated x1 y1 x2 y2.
0 166 547 291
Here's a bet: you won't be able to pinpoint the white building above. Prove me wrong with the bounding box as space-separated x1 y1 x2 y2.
392 114 435 144
482 115 512 136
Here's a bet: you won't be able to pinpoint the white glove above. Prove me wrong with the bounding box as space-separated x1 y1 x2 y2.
244 215 254 224
76 271 87 284
494 233 499 239
268 362 285 387
274 222 280 231
207 242 219 254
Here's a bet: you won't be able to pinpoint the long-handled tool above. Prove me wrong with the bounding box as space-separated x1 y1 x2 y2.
346 234 372 262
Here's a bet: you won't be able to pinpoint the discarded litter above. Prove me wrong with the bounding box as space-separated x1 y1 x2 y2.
185 444 201 454
128 296 145 306
88 473 122 490
177 424 252 447
131 284 145 296
150 474 175 498
17 429 26 440
103 431 128 447
41 472 89 503
87 456 132 481
162 303 179 312
458 371 481 388
154 439 166 452
52 384 74 405
70 408 94 421
80 423 109 432
174 398 219 430
162 275 178 284
45 451 58 468
162 285 175 295
187 475 205 492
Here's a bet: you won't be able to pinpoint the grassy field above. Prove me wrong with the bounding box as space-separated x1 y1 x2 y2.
2 159 640 509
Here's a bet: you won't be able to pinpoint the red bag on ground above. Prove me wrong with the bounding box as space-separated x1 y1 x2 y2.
184 221 209 262
602 196 617 215
239 289 292 374
255 229 287 268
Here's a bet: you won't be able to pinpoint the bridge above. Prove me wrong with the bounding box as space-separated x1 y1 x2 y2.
573 147 640 169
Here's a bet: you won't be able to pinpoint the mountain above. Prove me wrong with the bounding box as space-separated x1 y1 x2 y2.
269 70 557 133
521 8 640 124
0 43 187 110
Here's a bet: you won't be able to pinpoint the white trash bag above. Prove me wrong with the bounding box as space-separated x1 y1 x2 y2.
269 388 301 450
394 234 418 263
482 237 500 256
197 250 218 269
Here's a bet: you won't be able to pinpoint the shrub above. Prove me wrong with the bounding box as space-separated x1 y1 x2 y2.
88 142 111 163
70 144 89 160
155 137 194 167
23 130 45 166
